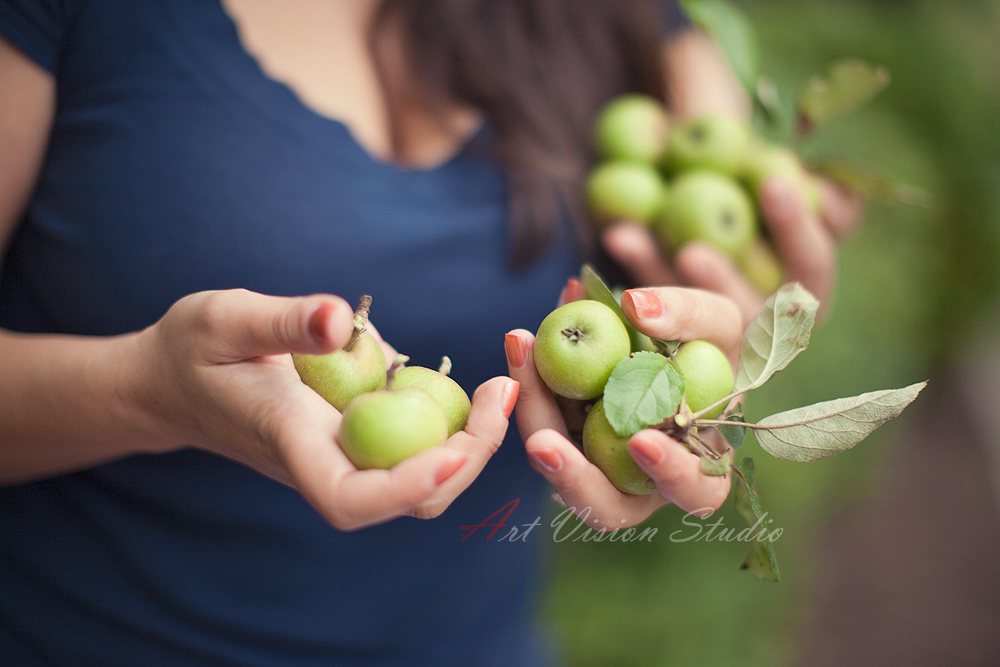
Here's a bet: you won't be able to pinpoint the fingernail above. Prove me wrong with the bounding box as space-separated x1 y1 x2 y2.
501 380 520 418
504 332 528 370
434 452 467 486
629 438 663 467
566 277 585 302
308 304 329 343
530 448 562 473
623 289 663 319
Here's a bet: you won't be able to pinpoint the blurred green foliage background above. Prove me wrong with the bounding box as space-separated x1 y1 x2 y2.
540 1 1000 665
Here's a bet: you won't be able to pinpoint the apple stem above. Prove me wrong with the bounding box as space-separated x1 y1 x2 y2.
386 354 409 390
689 432 721 460
438 356 452 376
345 295 373 353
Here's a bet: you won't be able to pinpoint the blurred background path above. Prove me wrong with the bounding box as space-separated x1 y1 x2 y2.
798 361 1000 666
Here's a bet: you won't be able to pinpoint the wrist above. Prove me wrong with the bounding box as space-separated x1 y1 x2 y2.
115 325 195 455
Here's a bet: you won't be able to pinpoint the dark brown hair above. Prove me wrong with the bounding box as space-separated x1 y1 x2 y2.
370 0 668 268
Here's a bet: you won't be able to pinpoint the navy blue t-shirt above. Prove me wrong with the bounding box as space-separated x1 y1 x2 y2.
0 1 581 664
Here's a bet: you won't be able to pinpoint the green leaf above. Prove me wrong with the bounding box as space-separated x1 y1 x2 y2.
733 457 780 582
735 283 818 394
809 159 932 207
699 450 732 476
752 76 784 128
580 265 661 354
603 352 685 438
717 404 746 449
651 337 680 358
796 59 890 137
753 382 927 462
679 0 761 96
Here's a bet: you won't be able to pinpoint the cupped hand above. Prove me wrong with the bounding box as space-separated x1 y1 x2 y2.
505 284 741 529
602 175 864 325
134 288 516 530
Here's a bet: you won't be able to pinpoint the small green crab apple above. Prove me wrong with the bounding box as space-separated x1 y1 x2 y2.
533 300 631 401
337 386 450 470
293 295 386 412
583 398 657 495
594 93 671 164
674 340 734 419
739 140 821 214
586 161 666 228
662 113 751 176
392 360 471 436
737 237 785 295
655 170 758 259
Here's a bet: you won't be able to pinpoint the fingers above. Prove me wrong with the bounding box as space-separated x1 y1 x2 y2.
412 376 518 517
627 429 731 516
759 177 836 309
556 277 587 308
185 289 355 362
816 178 865 239
504 329 569 441
619 285 743 365
601 223 678 287
673 242 764 326
298 376 517 527
525 429 669 529
277 407 470 530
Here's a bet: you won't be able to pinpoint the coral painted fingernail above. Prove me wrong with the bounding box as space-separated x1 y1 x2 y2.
623 289 663 319
308 304 329 343
504 332 528 369
434 453 467 486
530 449 562 473
566 277 585 301
501 380 520 418
629 438 663 467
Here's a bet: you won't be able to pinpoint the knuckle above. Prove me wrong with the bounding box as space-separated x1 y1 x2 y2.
411 496 449 520
671 288 709 336
270 304 301 348
190 290 233 338
325 503 365 532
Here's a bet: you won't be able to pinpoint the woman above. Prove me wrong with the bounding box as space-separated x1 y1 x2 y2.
0 0 858 663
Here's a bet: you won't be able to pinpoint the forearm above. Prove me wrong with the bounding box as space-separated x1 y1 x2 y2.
0 328 171 484
664 28 750 120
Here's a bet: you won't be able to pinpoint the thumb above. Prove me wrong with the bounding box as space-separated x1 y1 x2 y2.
195 289 355 361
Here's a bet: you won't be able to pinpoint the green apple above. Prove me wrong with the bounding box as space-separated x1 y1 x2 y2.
662 114 750 176
739 141 821 213
583 398 656 495
293 296 387 412
738 237 785 295
337 387 450 470
586 161 666 228
654 170 757 258
674 340 734 419
534 300 631 400
392 360 471 436
594 93 670 164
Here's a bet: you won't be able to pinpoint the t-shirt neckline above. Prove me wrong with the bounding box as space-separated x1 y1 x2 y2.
160 0 486 176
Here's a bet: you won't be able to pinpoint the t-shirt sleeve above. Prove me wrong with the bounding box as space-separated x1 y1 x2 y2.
0 0 80 74
661 0 691 37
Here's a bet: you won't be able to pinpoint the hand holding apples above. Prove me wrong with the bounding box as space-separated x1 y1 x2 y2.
505 282 741 529
591 93 863 323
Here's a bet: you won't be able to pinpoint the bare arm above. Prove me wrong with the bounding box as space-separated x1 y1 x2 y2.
0 37 514 530
663 28 750 120
603 28 863 324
